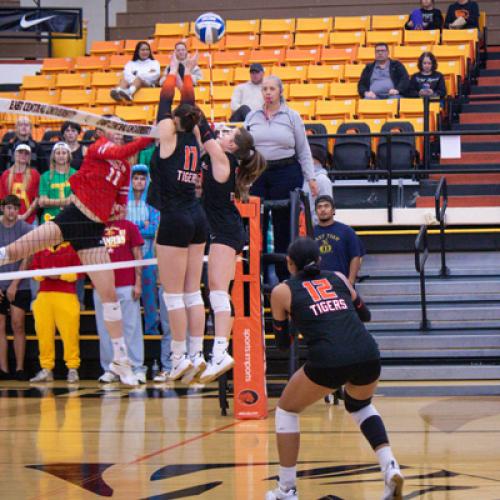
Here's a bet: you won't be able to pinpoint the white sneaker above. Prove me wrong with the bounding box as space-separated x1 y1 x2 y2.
199 352 234 384
265 485 298 500
153 370 170 382
109 360 139 386
110 88 123 102
181 352 207 384
98 371 119 383
30 369 53 382
382 460 404 500
168 354 193 381
67 369 79 383
135 371 147 384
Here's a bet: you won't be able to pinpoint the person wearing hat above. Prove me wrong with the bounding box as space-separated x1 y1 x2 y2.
313 195 363 286
229 63 265 122
0 194 33 381
0 117 41 173
0 143 40 224
303 142 333 225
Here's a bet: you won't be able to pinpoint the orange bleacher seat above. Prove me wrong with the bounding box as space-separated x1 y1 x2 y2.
133 88 160 105
295 17 332 32
90 40 124 55
154 22 189 39
333 16 370 31
271 65 307 83
225 19 260 35
55 73 91 89
198 68 235 85
91 72 121 88
479 11 486 32
343 64 365 83
115 105 155 123
356 46 379 64
21 74 56 91
212 86 234 103
41 57 73 73
294 32 329 49
441 28 478 45
154 53 171 70
58 89 94 107
233 67 252 83
289 83 328 100
199 103 231 121
157 37 192 53
196 52 213 68
329 31 366 47
224 34 259 50
315 119 344 151
404 62 419 76
260 33 293 49
249 48 286 66
287 100 315 119
22 90 58 105
95 87 118 106
285 48 321 65
439 61 461 96
357 99 398 119
190 36 225 52
371 14 407 30
74 56 109 72
212 50 250 67
431 45 467 78
260 18 296 33
404 29 440 46
108 54 131 71
315 100 356 120
393 45 431 63
398 98 440 130
194 86 210 103
307 64 343 83
366 30 403 47
79 105 115 117
321 47 357 65
329 82 359 100
123 39 157 53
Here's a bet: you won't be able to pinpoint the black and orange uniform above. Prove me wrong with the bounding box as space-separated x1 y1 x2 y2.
201 152 246 253
286 270 380 389
148 72 207 247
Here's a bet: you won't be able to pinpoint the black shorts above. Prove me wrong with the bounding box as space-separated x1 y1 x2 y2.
0 289 31 315
303 359 381 390
53 204 105 252
157 205 208 247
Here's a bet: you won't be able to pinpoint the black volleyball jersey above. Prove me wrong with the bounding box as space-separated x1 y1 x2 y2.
147 132 200 212
201 152 243 232
286 271 379 367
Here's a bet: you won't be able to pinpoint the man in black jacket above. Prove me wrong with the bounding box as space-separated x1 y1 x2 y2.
358 43 410 100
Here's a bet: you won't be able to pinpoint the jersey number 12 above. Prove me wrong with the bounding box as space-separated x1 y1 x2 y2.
303 279 337 302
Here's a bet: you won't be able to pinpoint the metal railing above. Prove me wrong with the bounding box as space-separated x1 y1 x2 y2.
435 176 450 277
415 224 430 331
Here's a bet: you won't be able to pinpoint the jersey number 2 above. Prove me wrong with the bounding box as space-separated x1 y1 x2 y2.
184 146 198 172
303 279 337 302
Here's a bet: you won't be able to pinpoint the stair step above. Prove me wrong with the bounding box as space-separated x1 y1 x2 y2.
429 173 500 184
487 60 500 70
368 319 500 330
377 334 500 349
461 134 500 142
460 113 500 124
420 182 500 196
481 69 500 77
359 279 500 294
462 141 500 152
471 85 500 95
440 151 500 164
416 195 500 207
370 305 500 322
365 294 500 303
461 103 500 113
452 122 500 131
478 76 500 86
380 365 500 380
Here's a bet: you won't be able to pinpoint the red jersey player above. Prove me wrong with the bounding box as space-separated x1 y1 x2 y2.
0 122 152 386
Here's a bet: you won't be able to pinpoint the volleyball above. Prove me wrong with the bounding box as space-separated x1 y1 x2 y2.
194 12 225 45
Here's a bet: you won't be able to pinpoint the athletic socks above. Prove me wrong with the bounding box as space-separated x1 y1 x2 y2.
376 445 396 472
111 337 129 362
278 465 297 491
212 336 229 359
171 340 187 358
128 85 137 96
188 336 204 357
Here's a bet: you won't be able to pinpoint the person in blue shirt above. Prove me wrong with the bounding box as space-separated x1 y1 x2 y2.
313 195 362 286
127 164 160 335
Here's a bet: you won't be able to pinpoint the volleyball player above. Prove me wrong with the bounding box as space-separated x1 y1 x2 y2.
266 237 403 500
195 122 266 383
147 53 208 382
0 122 153 386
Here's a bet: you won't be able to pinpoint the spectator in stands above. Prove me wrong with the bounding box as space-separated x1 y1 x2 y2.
94 206 147 384
445 0 480 29
29 240 81 383
61 122 87 171
408 52 447 99
245 75 318 280
159 41 203 88
358 43 410 100
0 117 40 173
127 164 160 335
230 63 265 122
405 0 443 30
0 144 40 224
39 142 76 222
303 143 333 225
110 41 161 102
0 195 32 381
313 195 362 286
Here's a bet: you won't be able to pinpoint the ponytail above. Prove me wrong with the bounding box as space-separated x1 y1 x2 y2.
287 237 321 277
302 261 321 278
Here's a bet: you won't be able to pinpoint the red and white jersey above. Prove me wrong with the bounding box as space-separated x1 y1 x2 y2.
69 136 153 222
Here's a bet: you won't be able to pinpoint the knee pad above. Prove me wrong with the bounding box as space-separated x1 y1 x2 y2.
275 406 300 434
102 301 122 322
184 290 204 308
162 292 184 311
344 391 372 414
209 290 231 314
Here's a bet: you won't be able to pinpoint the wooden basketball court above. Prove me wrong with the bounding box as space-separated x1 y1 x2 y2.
1 380 500 499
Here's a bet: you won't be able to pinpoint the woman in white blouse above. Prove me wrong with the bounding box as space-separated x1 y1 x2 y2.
111 41 160 102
